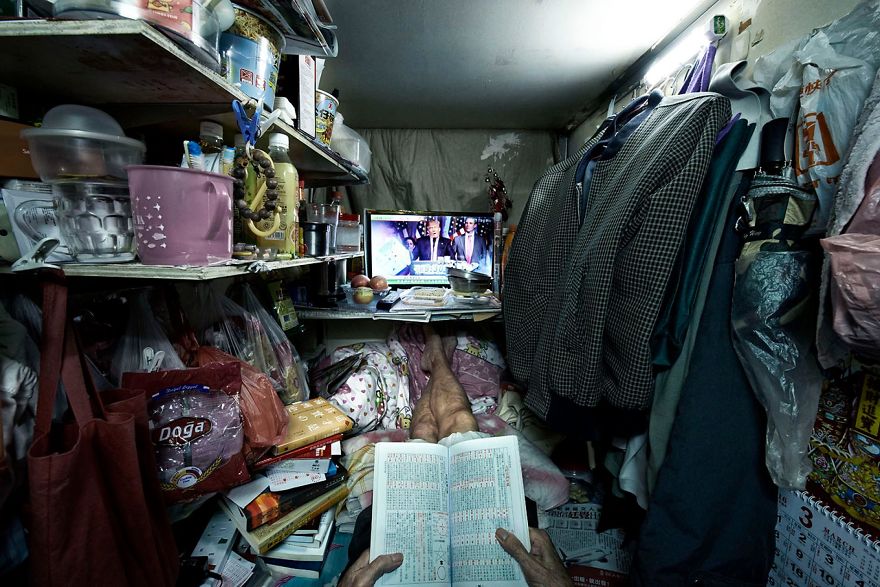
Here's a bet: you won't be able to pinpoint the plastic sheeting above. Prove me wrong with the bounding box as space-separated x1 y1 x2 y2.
348 129 556 223
731 174 823 489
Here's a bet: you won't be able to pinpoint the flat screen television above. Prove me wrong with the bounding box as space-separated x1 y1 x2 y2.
364 210 495 287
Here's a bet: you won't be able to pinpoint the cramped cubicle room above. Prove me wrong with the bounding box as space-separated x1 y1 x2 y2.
2 0 880 585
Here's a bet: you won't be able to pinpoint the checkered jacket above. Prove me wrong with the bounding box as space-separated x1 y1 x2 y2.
503 133 604 384
507 93 730 416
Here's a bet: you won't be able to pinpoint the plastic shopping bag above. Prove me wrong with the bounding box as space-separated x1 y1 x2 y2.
239 284 309 404
821 234 880 361
196 346 287 450
770 31 874 232
110 291 186 385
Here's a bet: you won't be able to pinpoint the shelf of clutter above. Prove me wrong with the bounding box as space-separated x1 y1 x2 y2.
0 252 364 281
0 19 362 186
295 286 503 323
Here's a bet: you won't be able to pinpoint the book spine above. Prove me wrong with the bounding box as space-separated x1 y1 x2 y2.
253 434 342 470
248 473 348 531
257 487 349 554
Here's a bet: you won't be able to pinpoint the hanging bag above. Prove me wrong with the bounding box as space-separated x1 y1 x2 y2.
26 278 178 586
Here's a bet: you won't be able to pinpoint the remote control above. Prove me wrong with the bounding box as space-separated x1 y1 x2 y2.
377 290 402 310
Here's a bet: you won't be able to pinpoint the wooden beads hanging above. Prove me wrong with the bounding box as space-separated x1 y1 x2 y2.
232 148 281 237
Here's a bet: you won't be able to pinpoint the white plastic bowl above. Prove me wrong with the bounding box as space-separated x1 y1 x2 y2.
21 105 146 183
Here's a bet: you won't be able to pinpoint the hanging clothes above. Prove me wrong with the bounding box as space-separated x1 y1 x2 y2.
519 93 730 435
503 93 658 394
630 188 778 586
651 120 753 368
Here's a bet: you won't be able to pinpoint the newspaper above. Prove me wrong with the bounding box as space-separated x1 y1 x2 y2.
543 501 631 587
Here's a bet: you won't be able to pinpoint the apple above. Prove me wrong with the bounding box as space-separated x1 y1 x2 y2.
370 275 388 291
353 287 374 304
350 274 370 288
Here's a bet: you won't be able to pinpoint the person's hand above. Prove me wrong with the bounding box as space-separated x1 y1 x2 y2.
338 549 403 587
496 527 573 587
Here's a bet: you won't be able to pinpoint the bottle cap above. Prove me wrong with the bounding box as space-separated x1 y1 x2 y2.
269 133 290 149
200 120 223 140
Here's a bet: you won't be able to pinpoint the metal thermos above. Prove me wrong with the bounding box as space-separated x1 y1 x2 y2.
303 221 330 256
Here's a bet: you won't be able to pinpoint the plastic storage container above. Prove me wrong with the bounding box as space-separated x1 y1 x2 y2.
336 213 361 252
53 181 135 262
54 0 223 70
127 165 233 265
330 112 371 173
21 105 146 183
219 5 285 106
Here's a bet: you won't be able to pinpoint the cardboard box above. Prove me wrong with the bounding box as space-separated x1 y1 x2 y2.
0 121 39 179
292 55 316 138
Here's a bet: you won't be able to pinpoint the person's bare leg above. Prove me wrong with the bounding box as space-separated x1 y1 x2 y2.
410 384 439 442
421 326 477 439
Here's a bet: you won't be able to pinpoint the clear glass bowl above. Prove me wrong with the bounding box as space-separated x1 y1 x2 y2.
53 181 136 263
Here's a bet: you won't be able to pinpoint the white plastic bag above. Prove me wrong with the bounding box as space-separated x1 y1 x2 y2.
771 32 874 232
110 292 186 384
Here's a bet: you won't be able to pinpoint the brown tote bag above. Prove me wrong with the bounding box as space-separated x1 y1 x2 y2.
27 279 179 586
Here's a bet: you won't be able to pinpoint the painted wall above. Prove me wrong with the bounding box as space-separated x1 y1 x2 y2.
568 0 863 150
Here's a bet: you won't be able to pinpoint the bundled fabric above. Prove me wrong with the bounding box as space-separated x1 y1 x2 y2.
326 340 411 432
28 280 178 586
393 323 505 407
506 92 730 432
731 172 823 489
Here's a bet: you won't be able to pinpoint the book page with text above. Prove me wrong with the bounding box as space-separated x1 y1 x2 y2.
448 436 529 587
371 442 451 586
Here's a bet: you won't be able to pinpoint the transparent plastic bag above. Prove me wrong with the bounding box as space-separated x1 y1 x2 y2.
110 291 186 385
731 175 823 489
192 285 285 396
239 284 309 404
770 31 873 232
732 249 823 490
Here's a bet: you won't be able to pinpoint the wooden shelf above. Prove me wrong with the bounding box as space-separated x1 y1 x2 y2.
0 19 364 186
1 252 363 281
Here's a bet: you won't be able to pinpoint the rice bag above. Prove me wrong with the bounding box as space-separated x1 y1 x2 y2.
122 362 249 502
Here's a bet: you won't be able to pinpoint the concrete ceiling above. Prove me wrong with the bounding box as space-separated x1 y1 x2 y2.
320 0 713 130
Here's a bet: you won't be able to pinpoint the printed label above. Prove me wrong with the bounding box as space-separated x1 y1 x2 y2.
153 417 213 446
171 466 203 489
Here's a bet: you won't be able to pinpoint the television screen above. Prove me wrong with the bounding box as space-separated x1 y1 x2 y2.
365 210 495 287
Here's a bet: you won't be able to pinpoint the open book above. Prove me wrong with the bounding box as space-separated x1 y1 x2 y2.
371 436 529 587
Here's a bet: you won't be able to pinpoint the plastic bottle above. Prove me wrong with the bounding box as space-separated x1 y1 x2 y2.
297 180 307 257
199 120 224 172
199 120 224 154
256 133 299 255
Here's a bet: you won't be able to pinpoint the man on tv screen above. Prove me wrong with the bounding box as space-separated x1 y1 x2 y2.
453 216 488 272
412 219 453 261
